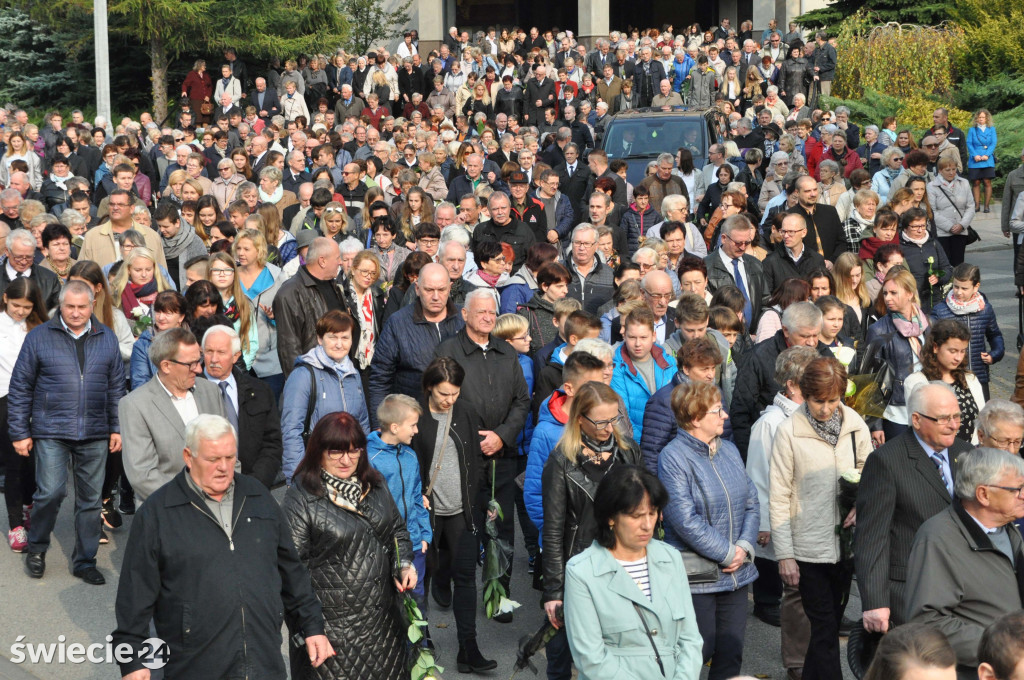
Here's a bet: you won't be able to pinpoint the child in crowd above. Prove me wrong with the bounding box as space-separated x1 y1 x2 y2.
368 394 432 611
709 304 743 408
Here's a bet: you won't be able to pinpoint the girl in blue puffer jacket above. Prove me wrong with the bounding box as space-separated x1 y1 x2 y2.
930 263 1004 399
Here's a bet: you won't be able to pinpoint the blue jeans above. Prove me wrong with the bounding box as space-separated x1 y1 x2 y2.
28 438 108 572
545 627 573 680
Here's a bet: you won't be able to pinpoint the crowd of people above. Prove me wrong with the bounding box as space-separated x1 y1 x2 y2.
1 15 1024 680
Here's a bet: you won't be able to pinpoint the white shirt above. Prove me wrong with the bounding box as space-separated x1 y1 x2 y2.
718 248 749 293
207 371 238 414
157 376 200 426
655 316 666 344
5 263 29 281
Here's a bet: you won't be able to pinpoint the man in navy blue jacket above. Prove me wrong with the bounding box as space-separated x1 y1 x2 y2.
9 280 126 585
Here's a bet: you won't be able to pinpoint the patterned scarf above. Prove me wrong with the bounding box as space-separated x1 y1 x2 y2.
321 469 364 510
945 289 984 315
892 307 929 359
349 279 375 370
804 403 843 448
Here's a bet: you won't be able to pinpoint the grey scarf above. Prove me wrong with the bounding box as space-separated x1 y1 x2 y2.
804 403 843 448
321 469 364 510
163 219 199 259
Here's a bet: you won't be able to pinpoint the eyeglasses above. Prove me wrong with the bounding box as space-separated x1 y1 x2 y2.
984 484 1024 499
723 232 753 248
572 240 596 248
923 143 939 148
353 268 377 277
109 202 131 209
708 405 727 416
583 413 622 429
326 448 364 461
987 435 1024 449
210 268 235 275
644 291 674 301
512 334 530 342
916 411 962 425
9 254 34 262
167 358 203 370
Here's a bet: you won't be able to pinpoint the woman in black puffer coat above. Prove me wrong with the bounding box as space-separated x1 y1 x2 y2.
284 411 415 680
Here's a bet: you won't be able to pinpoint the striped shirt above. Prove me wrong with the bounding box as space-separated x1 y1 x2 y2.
617 556 651 600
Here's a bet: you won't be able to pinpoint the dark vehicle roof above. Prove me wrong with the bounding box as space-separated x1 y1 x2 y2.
601 107 723 186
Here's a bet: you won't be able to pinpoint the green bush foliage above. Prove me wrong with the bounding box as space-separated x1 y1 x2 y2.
954 0 1024 82
953 75 1024 114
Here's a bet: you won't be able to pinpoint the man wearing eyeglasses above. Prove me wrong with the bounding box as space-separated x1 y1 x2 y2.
855 382 973 635
10 280 126 584
904 446 1024 673
705 214 768 328
762 212 827 293
120 327 227 504
80 188 167 270
0 228 60 309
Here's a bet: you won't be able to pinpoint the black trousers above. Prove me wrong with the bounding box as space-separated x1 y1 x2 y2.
430 511 481 644
691 586 749 680
752 556 782 607
938 234 968 267
1 395 34 531
797 561 852 680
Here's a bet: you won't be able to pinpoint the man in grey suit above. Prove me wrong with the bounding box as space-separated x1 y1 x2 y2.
119 328 225 503
855 382 973 634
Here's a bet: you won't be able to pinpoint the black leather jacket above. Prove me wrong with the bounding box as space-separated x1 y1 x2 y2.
283 478 413 680
541 440 641 602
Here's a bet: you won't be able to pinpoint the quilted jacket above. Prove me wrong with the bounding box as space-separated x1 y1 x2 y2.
516 291 559 354
367 432 432 548
930 294 1005 384
368 298 464 427
864 314 921 415
659 429 759 594
619 202 662 255
610 343 675 443
283 478 413 680
8 316 125 441
541 437 641 602
769 404 872 564
640 372 733 475
281 347 370 482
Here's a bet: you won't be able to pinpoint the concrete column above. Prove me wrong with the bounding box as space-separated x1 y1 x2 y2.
418 0 445 53
578 0 609 48
753 0 776 34
719 0 738 26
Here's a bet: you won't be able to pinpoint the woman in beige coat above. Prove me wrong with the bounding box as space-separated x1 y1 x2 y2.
770 356 873 680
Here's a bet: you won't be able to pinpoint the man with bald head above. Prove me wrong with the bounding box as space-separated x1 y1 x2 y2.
249 77 280 121
272 237 346 375
369 262 464 424
650 79 684 109
855 382 974 634
7 171 41 202
249 133 269 174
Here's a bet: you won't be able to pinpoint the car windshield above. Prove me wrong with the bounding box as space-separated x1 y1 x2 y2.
604 118 706 160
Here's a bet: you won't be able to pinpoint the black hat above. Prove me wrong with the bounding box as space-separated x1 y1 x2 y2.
508 171 529 184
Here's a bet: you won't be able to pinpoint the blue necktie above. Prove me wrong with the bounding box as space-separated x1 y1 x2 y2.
732 257 753 324
931 451 953 496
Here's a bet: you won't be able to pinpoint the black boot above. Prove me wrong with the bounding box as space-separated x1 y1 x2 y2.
457 638 497 673
118 477 136 516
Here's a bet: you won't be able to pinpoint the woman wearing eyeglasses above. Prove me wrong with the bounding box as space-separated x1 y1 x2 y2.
904 319 984 444
541 381 640 679
659 380 759 680
770 356 872 680
283 410 416 680
871 147 906 205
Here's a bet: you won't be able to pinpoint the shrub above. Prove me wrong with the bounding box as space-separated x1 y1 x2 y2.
955 0 1024 83
822 88 970 138
953 75 1024 113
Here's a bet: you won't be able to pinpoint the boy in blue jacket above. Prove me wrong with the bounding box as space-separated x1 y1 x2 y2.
368 394 432 609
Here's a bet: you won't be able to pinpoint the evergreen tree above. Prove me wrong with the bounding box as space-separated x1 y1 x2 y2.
799 0 955 30
0 8 91 109
339 0 414 56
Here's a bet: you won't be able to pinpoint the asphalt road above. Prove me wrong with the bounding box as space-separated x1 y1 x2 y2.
0 210 1018 680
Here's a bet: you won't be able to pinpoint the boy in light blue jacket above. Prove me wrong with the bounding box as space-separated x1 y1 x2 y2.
368 394 432 608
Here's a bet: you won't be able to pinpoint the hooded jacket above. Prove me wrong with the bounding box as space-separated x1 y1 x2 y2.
619 201 662 255
281 346 369 482
367 431 432 547
610 343 675 442
524 390 570 533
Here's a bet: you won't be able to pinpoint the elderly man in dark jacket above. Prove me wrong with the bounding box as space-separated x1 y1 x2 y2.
729 302 833 457
0 228 61 310
113 415 332 679
368 263 464 426
9 280 125 584
470 191 537 269
273 237 346 376
436 289 530 614
565 223 615 314
904 447 1024 677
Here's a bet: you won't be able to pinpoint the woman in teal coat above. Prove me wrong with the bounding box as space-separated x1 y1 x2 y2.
564 465 703 680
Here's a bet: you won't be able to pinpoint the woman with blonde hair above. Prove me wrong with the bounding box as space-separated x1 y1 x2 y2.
542 381 641 677
967 108 996 213
833 250 873 347
344 250 384 383
160 168 190 207
255 202 296 264
0 131 42 190
234 228 285 395
206 251 259 369
720 66 743 111
111 248 173 336
741 69 763 114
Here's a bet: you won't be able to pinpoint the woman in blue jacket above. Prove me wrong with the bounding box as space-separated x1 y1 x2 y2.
281 310 370 483
930 262 1004 400
610 307 675 443
658 380 759 680
966 109 997 213
129 291 186 390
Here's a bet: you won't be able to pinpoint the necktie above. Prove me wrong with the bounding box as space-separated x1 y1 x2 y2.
15 271 23 279
567 164 575 176
931 451 953 496
220 381 238 430
732 257 753 324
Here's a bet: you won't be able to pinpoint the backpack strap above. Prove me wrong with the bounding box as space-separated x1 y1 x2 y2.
301 365 318 443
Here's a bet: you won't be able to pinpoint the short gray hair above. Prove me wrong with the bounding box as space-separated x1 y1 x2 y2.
571 222 597 243
201 324 242 355
122 229 147 248
7 228 36 251
306 237 340 263
781 301 822 334
834 106 851 116
149 327 198 366
440 225 470 248
720 214 755 238
818 159 840 175
259 166 282 183
907 381 956 424
339 237 363 255
464 287 497 310
573 337 613 362
660 194 688 214
657 152 674 166
631 247 657 264
954 447 1024 500
978 399 1024 439
774 345 820 387
185 413 237 457
881 147 903 166
59 279 95 306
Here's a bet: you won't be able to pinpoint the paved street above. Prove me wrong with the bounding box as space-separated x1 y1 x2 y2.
0 207 1018 680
